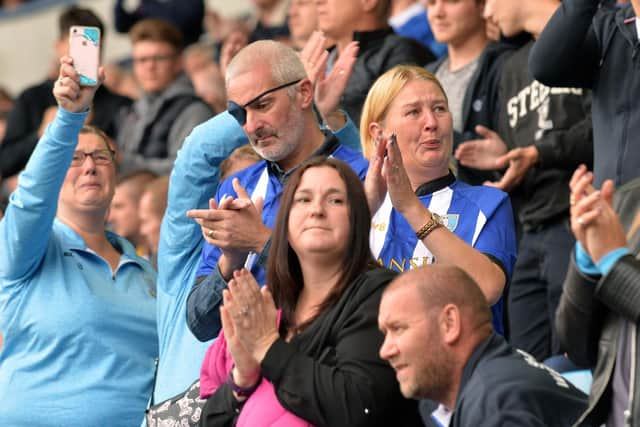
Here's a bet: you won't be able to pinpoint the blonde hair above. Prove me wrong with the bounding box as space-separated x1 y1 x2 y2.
359 65 448 159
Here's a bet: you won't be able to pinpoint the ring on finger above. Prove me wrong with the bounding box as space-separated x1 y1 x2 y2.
577 217 584 226
207 229 214 238
569 195 576 206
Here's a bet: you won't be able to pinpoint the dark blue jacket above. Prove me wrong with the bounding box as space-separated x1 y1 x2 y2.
451 333 588 426
530 1 640 186
427 41 517 186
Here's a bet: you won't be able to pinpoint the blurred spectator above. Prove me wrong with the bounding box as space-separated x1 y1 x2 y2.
0 86 13 143
182 42 226 112
389 0 447 57
426 0 516 186
219 144 262 181
248 0 291 42
190 63 226 114
117 18 213 175
206 0 290 46
108 169 157 256
287 0 319 50
0 6 132 180
114 0 205 46
103 62 141 100
139 175 169 265
457 0 592 360
379 265 588 426
530 0 639 187
0 0 27 11
0 176 17 211
316 0 434 125
0 86 12 113
218 27 250 78
183 41 216 78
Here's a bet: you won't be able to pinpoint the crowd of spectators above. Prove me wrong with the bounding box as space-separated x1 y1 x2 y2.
0 0 639 426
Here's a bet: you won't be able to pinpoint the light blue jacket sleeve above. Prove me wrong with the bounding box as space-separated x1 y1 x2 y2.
157 111 248 297
154 112 249 401
326 112 362 153
0 108 87 284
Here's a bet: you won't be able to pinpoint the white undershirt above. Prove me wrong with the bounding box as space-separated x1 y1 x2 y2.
636 17 640 40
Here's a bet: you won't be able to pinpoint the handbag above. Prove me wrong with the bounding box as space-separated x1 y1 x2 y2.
146 378 206 427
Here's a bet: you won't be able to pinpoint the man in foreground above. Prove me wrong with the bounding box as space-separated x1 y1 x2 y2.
378 265 588 426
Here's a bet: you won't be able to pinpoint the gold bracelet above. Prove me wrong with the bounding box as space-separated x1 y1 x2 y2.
415 213 443 240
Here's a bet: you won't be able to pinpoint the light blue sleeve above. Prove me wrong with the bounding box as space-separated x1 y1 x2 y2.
597 247 631 276
325 112 362 153
0 108 87 284
157 111 249 296
575 242 600 276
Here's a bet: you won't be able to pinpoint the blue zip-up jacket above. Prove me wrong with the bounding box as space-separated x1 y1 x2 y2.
0 108 158 426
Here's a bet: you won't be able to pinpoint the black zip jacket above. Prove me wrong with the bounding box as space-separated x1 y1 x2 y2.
556 177 640 426
529 1 640 187
427 41 517 186
449 332 588 426
330 28 434 126
200 267 423 427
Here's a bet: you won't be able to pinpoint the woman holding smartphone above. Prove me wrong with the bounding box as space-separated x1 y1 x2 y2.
0 58 157 426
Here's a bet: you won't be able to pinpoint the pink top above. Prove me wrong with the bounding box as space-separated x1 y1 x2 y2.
200 315 315 427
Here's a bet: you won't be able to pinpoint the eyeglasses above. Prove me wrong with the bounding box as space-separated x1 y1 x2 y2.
132 53 176 65
71 149 115 166
227 79 302 125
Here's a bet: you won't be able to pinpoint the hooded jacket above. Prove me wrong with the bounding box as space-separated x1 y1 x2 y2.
117 73 213 175
427 41 518 186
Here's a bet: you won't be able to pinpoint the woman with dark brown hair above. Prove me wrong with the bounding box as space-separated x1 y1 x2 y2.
198 157 421 427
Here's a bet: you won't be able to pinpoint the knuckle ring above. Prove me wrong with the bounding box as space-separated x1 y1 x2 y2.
207 229 214 238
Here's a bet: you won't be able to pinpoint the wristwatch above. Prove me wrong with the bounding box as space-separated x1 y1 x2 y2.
415 211 444 240
226 370 261 398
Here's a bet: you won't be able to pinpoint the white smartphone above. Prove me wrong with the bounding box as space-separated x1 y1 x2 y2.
69 26 101 86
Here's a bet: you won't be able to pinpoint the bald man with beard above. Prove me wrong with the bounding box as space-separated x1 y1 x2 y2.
378 265 588 427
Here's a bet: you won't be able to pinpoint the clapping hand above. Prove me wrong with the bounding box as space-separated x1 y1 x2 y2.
365 134 420 215
221 268 278 387
454 125 508 171
569 165 625 263
299 31 358 123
